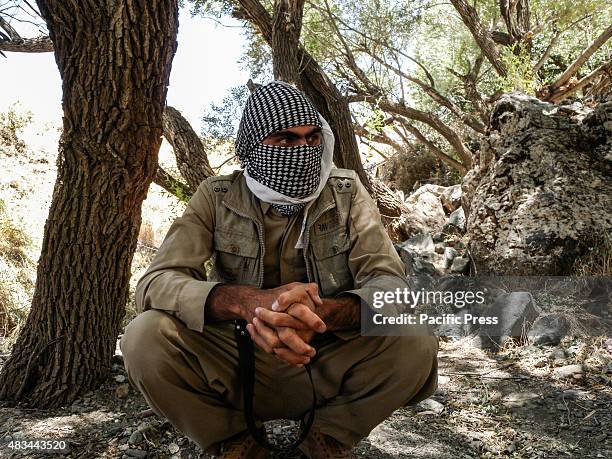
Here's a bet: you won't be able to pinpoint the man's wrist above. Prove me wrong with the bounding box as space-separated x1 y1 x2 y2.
316 294 361 331
205 284 259 322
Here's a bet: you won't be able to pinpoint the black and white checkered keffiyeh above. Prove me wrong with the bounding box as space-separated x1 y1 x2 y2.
236 81 324 216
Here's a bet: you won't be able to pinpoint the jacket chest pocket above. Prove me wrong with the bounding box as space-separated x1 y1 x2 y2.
309 230 354 297
213 228 260 285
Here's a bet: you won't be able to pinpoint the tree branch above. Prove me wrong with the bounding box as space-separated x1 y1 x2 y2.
349 93 473 169
547 24 612 93
450 0 507 77
548 59 612 103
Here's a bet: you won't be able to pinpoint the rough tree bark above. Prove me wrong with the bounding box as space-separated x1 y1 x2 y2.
271 0 305 87
0 0 179 408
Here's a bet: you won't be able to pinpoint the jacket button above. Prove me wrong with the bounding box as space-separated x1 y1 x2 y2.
222 187 228 192
338 183 344 189
332 245 339 253
214 187 220 192
230 245 240 254
345 181 351 188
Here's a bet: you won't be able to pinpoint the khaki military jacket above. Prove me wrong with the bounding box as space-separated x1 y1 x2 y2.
135 168 409 336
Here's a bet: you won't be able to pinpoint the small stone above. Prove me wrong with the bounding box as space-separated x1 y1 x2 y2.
168 443 179 454
417 398 444 414
126 448 147 458
553 364 584 379
119 444 129 451
450 256 469 273
115 375 126 383
116 383 130 399
447 207 466 231
519 345 539 355
400 233 435 254
443 247 458 269
128 430 143 445
434 243 445 254
502 391 539 408
473 292 539 350
549 348 566 360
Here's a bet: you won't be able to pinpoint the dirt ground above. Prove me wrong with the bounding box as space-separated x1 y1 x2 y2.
1 335 610 459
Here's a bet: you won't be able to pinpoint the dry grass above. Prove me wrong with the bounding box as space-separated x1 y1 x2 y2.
573 231 611 276
0 199 36 352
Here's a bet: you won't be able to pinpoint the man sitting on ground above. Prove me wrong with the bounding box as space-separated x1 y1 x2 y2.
120 81 439 459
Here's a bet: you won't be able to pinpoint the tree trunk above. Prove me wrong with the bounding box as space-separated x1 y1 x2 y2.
162 106 214 189
271 0 305 87
0 0 179 408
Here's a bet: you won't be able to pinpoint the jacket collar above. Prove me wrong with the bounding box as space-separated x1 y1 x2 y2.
222 169 336 225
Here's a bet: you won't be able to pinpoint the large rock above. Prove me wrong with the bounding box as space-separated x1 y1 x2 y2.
440 184 462 213
401 184 447 236
473 292 540 351
462 93 612 275
528 313 571 346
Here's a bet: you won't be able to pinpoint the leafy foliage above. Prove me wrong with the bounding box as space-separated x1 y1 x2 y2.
189 0 611 192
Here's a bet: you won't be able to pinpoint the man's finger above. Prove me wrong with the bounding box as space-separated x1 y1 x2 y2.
287 303 326 333
277 327 316 356
273 346 310 367
304 283 323 306
253 317 282 349
246 323 273 354
255 308 310 329
273 288 312 312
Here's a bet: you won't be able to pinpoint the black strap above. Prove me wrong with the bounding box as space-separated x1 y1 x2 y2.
234 319 317 454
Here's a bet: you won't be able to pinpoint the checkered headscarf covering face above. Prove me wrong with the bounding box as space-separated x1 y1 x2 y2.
236 81 324 216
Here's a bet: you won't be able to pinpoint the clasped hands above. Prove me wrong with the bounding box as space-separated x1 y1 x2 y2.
242 282 326 367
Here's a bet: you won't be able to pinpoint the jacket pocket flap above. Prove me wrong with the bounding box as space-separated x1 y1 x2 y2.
310 232 351 260
214 228 259 258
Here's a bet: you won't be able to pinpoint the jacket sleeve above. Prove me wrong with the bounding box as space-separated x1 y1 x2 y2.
334 175 410 339
134 179 221 333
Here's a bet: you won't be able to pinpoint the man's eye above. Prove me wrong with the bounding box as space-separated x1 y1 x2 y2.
308 134 321 144
279 137 289 145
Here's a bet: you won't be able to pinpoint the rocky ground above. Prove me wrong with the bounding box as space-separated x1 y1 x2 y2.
1 335 611 459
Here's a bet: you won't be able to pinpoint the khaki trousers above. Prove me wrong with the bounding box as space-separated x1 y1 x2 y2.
120 309 439 453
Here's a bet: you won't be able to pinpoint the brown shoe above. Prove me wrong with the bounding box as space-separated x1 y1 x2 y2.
216 430 268 459
299 426 354 459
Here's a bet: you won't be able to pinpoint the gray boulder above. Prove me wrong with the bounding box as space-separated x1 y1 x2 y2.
473 292 540 351
440 184 462 213
528 313 571 346
462 93 612 275
447 207 466 231
402 184 448 236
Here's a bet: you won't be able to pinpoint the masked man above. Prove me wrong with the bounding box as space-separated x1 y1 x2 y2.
120 81 439 459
